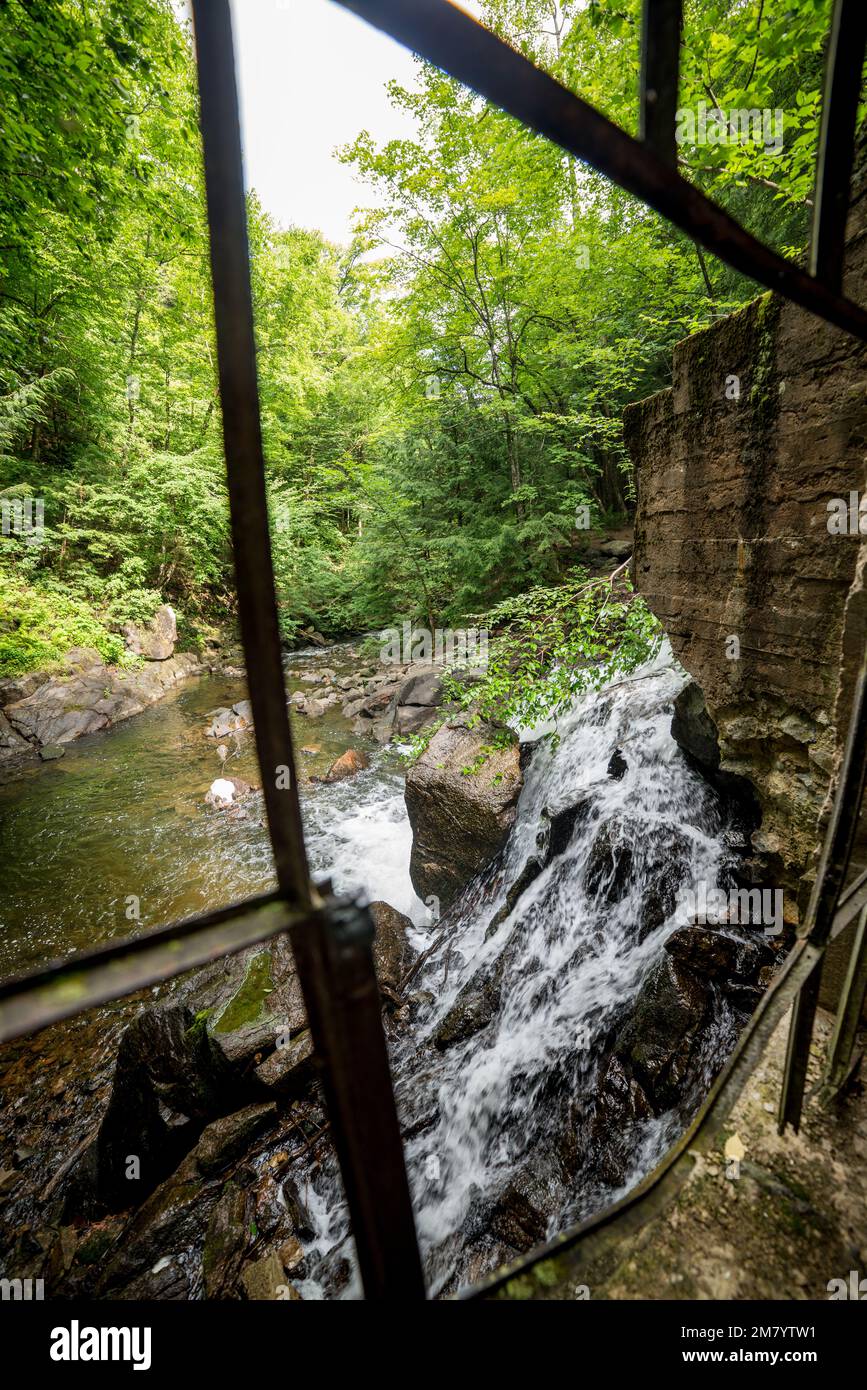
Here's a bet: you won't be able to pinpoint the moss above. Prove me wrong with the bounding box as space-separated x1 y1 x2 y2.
211 952 274 1034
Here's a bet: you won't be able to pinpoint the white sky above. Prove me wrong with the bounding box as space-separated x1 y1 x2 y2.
180 0 483 246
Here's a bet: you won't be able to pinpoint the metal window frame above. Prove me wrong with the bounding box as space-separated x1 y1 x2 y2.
1 0 866 1301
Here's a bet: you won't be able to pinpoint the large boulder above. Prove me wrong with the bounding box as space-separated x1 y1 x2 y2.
369 900 416 996
122 604 177 660
404 717 523 907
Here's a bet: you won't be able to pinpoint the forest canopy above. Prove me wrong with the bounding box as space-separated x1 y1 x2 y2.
0 0 834 675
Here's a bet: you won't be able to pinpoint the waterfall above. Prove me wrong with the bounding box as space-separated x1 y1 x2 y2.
296 642 746 1298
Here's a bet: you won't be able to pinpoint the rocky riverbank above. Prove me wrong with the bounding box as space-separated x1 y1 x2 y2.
0 606 210 771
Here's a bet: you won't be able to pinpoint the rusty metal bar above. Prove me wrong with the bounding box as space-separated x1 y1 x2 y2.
810 0 867 291
820 901 867 1101
333 0 867 343
192 0 309 902
639 0 683 168
0 894 296 1042
778 644 867 1131
287 899 426 1299
191 0 425 1299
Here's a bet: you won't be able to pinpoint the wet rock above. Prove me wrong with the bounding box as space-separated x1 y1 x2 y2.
122 604 177 660
486 856 544 937
0 710 33 763
369 901 416 996
612 954 709 1108
93 1003 234 1209
434 959 504 1049
664 924 773 982
97 1151 211 1296
195 1103 276 1177
39 742 65 761
254 1031 315 1096
206 943 308 1072
585 816 694 938
203 1180 249 1298
313 748 370 783
405 717 523 908
544 794 594 860
489 1175 550 1253
607 748 628 780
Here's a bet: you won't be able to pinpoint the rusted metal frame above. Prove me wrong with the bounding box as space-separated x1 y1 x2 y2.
286 899 426 1299
639 0 683 168
810 0 867 291
778 644 867 1132
334 0 867 343
192 0 309 903
191 0 424 1299
0 893 291 1042
820 902 867 1102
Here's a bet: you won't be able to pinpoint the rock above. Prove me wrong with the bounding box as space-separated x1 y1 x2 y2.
596 538 632 559
203 1180 249 1298
206 777 237 806
254 1031 315 1096
232 698 253 725
396 664 444 707
302 697 330 718
435 959 504 1049
96 1150 211 1298
395 704 437 736
612 954 709 1108
38 742 65 761
607 748 628 780
313 748 370 783
343 685 400 719
404 717 523 908
664 924 773 983
584 816 694 938
0 670 48 705
6 650 202 749
369 901 416 995
122 604 177 660
206 943 308 1073
486 856 544 937
489 1177 550 1253
241 1252 291 1300
206 707 247 738
195 1103 276 1177
93 1002 236 1208
0 710 33 762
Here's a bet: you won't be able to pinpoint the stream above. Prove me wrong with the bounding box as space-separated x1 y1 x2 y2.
0 638 751 1298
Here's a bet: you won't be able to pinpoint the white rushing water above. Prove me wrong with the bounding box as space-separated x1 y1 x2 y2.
296 642 742 1298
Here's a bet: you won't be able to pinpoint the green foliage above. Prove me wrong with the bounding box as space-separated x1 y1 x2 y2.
464 568 663 736
0 0 829 678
